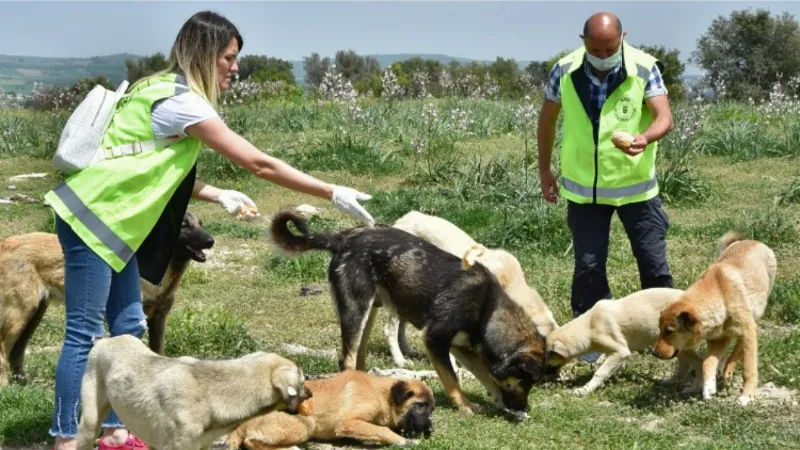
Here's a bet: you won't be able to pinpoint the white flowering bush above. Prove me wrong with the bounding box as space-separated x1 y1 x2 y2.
0 88 23 110
380 69 404 103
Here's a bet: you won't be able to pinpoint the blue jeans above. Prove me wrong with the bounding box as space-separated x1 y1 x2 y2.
50 216 148 438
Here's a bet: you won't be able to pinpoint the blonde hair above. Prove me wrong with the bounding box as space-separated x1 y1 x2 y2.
137 11 242 107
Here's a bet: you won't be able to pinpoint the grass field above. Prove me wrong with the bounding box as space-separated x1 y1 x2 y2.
1 92 799 449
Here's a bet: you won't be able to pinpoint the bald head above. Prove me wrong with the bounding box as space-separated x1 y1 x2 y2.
581 12 625 63
583 12 623 39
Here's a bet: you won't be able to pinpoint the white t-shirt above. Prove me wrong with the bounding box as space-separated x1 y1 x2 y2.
150 92 219 139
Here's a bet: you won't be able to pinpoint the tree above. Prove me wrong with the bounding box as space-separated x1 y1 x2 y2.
390 57 446 96
692 8 800 99
364 56 381 77
238 55 295 84
124 53 169 83
302 52 331 89
489 57 521 98
333 50 382 85
524 61 551 85
637 45 686 100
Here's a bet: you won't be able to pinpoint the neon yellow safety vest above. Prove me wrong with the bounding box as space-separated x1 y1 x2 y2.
557 42 663 206
44 73 204 283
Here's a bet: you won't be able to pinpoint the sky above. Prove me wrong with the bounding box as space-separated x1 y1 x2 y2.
2 1 800 74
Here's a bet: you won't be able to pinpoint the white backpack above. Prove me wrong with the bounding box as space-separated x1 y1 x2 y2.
53 80 182 175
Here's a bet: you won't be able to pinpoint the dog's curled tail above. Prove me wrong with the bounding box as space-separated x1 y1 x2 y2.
717 231 746 255
462 244 487 270
269 209 343 254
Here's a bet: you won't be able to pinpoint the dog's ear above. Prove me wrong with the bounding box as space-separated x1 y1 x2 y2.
521 356 543 381
677 311 696 330
491 353 521 381
549 340 569 359
391 381 415 406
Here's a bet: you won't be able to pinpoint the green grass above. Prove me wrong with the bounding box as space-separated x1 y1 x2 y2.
1 98 799 449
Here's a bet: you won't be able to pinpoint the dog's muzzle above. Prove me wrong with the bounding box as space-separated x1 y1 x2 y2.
650 347 678 360
400 411 433 439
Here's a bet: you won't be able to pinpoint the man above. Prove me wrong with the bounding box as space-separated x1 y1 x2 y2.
537 12 675 362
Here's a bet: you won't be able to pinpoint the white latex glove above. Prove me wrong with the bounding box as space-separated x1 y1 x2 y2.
217 190 260 219
330 185 375 227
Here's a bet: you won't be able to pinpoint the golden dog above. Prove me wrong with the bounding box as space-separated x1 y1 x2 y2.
226 369 434 449
0 211 214 385
654 232 777 406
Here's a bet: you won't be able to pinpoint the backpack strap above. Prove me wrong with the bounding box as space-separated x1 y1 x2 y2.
97 136 185 162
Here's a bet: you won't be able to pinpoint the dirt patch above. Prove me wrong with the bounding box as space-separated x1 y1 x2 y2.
279 342 338 360
757 382 799 406
203 244 258 274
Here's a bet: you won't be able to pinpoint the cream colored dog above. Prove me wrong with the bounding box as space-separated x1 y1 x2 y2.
654 232 777 406
387 211 558 367
545 288 704 396
76 335 311 450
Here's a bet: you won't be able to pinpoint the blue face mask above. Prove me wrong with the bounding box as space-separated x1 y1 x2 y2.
586 47 622 71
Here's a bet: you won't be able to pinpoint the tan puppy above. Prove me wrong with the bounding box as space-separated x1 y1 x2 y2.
77 335 311 450
0 212 214 385
545 288 704 396
388 211 558 367
654 232 777 406
226 369 434 449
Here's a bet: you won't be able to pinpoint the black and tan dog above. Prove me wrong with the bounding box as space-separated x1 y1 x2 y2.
0 211 214 385
269 210 549 417
226 369 433 449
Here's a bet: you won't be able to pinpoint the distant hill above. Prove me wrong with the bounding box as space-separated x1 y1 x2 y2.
0 52 528 94
0 53 139 94
0 52 701 94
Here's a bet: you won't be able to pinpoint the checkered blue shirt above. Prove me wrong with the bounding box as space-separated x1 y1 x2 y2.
544 58 667 109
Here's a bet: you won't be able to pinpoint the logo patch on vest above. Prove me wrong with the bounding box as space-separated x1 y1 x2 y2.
614 96 637 122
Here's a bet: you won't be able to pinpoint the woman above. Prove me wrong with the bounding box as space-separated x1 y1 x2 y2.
44 11 374 450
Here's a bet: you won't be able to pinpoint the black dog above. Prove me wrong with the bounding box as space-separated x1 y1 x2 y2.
269 210 547 416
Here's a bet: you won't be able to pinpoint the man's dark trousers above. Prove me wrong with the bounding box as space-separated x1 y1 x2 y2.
568 196 674 317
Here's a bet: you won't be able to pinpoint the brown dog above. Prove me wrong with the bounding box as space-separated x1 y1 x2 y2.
0 211 214 385
653 232 777 406
226 369 434 449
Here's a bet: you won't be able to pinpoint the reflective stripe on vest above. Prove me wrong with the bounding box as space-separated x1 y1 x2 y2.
51 182 134 262
562 176 657 199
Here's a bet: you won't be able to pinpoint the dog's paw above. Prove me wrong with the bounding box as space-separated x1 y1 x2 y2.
400 438 420 447
458 401 482 415
572 386 592 397
393 359 409 368
702 377 717 396
738 395 752 407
